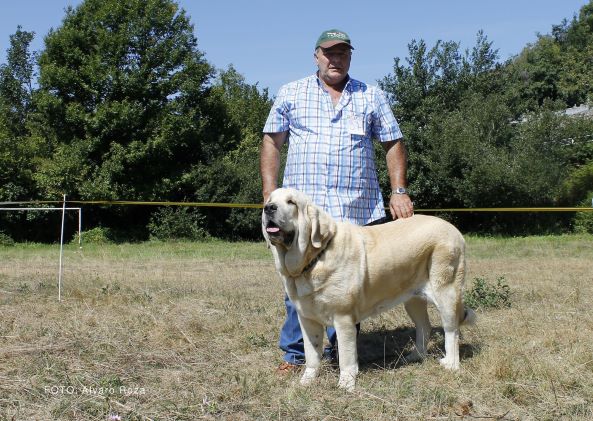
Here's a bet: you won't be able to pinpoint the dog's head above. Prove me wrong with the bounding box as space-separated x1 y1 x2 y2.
262 188 336 276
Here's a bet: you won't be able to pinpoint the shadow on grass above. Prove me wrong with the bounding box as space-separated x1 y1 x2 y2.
356 326 480 371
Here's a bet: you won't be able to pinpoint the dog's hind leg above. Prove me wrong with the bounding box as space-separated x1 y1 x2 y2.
430 244 466 371
298 316 324 386
404 296 431 362
431 284 463 370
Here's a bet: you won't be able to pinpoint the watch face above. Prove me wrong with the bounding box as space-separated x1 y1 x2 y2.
396 187 407 194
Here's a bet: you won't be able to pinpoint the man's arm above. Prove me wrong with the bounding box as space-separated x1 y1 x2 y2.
383 140 414 219
260 132 288 202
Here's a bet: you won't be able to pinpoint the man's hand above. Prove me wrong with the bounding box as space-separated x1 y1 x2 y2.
389 193 414 219
382 140 413 219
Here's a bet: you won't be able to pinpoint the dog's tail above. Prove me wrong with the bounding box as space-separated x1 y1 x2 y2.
460 307 477 326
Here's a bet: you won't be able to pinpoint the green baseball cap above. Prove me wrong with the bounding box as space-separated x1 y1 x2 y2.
315 29 354 50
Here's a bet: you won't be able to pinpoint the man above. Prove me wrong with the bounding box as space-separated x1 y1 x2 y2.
260 29 414 373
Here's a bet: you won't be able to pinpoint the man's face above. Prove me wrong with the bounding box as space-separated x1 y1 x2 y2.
314 44 352 86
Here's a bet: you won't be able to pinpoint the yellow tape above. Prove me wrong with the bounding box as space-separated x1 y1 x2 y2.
68 200 264 208
412 207 593 212
1 200 593 212
0 200 262 208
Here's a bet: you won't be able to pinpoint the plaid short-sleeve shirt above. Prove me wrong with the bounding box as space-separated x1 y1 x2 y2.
263 75 403 225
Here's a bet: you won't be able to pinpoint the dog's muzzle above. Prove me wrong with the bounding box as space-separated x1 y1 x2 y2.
263 203 294 246
263 203 281 236
264 204 278 229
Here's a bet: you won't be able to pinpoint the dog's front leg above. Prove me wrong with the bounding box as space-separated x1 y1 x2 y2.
334 314 358 391
298 315 324 386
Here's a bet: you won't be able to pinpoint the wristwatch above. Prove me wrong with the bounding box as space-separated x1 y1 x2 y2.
391 187 407 196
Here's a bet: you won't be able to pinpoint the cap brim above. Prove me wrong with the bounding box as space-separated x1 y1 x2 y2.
318 40 354 49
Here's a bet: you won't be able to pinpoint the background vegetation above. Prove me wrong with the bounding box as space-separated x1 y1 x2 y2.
1 0 593 241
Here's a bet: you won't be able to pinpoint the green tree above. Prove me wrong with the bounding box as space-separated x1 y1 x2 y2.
380 31 574 233
380 32 503 207
30 0 220 238
33 0 216 201
0 26 37 201
505 36 564 113
0 26 35 137
505 1 593 111
183 66 272 239
0 27 48 241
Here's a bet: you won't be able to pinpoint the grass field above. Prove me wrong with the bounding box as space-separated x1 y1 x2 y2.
1 235 592 420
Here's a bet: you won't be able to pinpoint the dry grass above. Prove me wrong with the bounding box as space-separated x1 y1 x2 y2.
1 235 592 420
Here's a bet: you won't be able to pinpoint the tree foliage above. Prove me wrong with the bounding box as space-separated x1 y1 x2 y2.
1 0 593 240
33 0 215 203
380 3 593 233
506 3 593 111
0 27 45 241
0 26 35 137
0 26 37 201
182 66 271 239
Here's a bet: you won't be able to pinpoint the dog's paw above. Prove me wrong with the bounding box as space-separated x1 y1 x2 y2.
439 357 460 371
299 367 319 386
337 372 356 392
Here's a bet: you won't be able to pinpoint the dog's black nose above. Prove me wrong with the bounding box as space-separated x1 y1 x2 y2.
264 203 277 215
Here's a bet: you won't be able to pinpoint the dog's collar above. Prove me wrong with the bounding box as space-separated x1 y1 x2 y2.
299 238 331 275
302 252 322 274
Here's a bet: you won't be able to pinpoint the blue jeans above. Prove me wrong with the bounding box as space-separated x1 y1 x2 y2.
278 217 387 364
279 294 337 364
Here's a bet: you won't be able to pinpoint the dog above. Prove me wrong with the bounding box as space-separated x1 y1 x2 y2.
262 188 476 391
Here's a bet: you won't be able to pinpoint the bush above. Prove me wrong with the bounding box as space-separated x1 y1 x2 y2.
72 227 114 244
559 161 593 205
558 162 593 233
574 194 593 233
464 276 511 309
148 207 210 241
0 231 15 246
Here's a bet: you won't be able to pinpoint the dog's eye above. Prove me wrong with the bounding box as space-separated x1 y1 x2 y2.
287 200 296 206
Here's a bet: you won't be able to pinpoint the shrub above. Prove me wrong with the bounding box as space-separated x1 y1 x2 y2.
0 231 15 246
556 162 593 234
72 227 114 244
559 161 593 205
148 207 210 241
574 194 593 234
464 276 511 309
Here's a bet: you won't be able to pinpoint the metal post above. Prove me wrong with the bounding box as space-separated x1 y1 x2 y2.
78 208 82 248
58 194 66 302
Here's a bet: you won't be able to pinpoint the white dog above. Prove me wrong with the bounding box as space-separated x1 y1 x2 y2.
262 188 476 391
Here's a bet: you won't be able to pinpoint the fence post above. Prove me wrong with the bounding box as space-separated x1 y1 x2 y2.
58 194 66 302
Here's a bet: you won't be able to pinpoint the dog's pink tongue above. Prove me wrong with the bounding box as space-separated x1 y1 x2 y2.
266 227 280 233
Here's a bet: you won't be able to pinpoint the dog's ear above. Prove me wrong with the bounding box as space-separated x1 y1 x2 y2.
284 195 310 276
261 211 271 249
308 205 336 249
